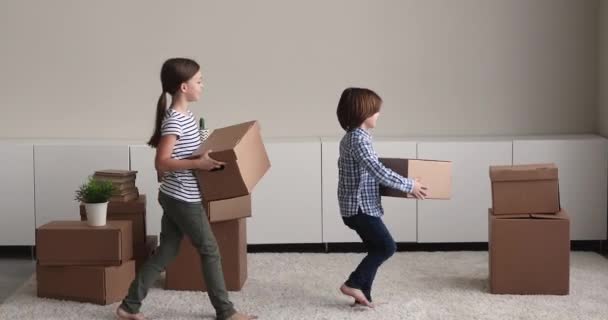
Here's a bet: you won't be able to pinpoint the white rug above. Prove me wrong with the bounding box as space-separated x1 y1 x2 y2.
1 252 607 320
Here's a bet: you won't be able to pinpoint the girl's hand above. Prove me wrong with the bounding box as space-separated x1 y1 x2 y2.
411 178 428 200
196 150 226 171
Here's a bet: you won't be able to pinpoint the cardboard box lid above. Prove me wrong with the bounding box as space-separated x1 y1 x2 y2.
490 163 558 182
489 208 569 220
192 121 258 162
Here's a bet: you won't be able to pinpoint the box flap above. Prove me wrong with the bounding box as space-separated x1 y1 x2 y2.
489 208 568 220
490 163 558 182
191 121 257 161
206 195 252 222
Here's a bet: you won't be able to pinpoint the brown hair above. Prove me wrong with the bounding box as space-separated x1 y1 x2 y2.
147 58 200 147
336 87 382 131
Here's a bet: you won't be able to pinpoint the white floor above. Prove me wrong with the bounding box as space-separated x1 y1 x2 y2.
1 251 608 320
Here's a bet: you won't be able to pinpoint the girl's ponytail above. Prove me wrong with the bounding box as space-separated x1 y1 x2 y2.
147 91 167 148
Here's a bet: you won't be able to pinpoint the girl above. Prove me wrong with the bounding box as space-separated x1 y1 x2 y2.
116 58 256 320
335 87 427 308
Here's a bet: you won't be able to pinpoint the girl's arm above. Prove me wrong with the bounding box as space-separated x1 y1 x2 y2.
155 134 223 172
351 135 414 193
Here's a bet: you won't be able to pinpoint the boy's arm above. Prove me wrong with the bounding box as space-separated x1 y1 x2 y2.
351 135 414 193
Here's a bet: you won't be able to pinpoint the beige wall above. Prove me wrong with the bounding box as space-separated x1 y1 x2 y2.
0 0 599 140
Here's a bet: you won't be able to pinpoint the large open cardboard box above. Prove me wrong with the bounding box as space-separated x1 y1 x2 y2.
191 121 270 201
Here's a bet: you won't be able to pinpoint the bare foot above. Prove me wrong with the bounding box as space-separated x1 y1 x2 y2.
227 311 258 320
340 284 374 308
116 306 145 320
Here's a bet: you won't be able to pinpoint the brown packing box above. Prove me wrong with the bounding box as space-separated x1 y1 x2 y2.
36 221 133 266
378 158 452 199
488 209 570 295
37 260 135 305
80 195 147 254
204 194 252 222
165 218 247 291
190 121 271 201
490 163 560 215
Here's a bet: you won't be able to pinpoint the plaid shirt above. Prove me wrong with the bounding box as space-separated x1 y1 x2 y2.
337 128 414 218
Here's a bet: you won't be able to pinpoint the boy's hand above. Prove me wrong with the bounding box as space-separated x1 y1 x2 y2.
196 150 225 171
411 178 428 199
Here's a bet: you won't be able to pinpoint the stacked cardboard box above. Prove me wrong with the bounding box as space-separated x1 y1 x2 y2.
165 120 270 292
79 194 157 271
488 163 570 295
94 170 139 202
379 158 452 199
35 220 136 304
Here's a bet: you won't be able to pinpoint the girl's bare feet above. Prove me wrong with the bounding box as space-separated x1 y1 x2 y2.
116 306 145 320
227 311 258 320
340 284 374 308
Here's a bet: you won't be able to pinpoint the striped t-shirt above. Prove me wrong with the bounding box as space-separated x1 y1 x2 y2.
159 108 202 203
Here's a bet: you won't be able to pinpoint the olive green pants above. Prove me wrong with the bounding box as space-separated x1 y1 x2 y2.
120 191 236 320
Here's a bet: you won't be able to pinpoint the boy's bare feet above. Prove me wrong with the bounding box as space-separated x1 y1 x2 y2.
116 306 145 320
227 311 258 320
340 284 374 308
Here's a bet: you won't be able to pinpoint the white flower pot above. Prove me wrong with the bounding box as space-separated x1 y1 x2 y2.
85 202 108 227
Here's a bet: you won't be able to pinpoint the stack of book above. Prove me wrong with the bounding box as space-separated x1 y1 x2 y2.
93 170 139 202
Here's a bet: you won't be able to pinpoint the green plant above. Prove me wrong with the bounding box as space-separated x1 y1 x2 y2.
74 177 115 203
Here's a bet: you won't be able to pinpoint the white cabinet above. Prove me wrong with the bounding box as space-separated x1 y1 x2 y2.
321 138 417 243
417 140 512 242
34 145 129 227
129 145 162 238
249 139 322 244
0 144 35 245
513 136 608 240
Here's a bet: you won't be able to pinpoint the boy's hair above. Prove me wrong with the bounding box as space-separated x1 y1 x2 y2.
336 87 382 131
147 58 201 148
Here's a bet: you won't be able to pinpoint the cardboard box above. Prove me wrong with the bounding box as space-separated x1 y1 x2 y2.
191 121 271 201
36 221 133 266
490 163 560 215
165 218 247 291
204 194 252 223
80 195 147 255
488 209 570 295
378 158 452 199
37 260 135 305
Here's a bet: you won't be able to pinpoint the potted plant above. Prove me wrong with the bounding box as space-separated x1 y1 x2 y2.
74 177 115 227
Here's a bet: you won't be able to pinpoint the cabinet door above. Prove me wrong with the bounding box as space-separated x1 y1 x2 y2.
129 145 162 238
322 139 417 242
0 144 35 245
249 140 322 244
34 145 129 227
417 141 512 242
513 137 608 240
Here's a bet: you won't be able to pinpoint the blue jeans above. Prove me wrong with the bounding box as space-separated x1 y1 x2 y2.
342 212 396 302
